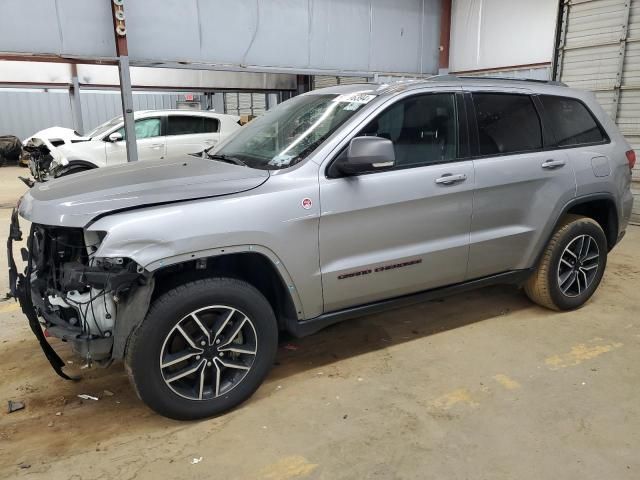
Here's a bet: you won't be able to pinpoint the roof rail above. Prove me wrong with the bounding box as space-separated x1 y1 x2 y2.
428 74 567 87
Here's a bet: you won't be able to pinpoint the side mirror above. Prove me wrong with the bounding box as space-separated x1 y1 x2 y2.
336 136 395 176
108 132 123 142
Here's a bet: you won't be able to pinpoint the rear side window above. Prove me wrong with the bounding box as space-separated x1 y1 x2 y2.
167 116 219 136
540 95 605 147
472 93 542 155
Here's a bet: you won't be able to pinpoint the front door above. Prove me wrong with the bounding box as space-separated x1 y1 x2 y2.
106 117 166 164
319 92 475 312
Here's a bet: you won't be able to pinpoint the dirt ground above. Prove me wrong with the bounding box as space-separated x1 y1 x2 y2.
1 167 639 479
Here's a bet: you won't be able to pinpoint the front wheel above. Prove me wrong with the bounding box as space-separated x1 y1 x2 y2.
524 214 607 311
126 278 278 420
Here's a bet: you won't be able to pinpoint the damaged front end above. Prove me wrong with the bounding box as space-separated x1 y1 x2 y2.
23 138 55 183
7 210 150 379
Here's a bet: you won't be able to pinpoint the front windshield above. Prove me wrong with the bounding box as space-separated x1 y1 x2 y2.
86 115 124 139
210 92 376 170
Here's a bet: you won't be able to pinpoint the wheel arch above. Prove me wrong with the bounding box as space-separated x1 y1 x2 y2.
54 159 98 177
66 159 98 169
562 194 618 250
149 250 301 332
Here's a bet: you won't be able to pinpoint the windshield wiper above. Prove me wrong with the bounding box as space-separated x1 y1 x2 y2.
206 153 248 167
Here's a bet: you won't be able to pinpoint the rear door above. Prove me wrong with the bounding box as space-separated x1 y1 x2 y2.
319 90 475 312
165 115 220 156
465 88 576 279
105 117 165 164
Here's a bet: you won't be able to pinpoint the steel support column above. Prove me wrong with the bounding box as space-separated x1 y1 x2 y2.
111 0 138 162
69 64 84 134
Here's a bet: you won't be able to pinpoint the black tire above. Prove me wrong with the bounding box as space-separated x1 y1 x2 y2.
524 214 607 311
55 164 93 177
125 277 278 420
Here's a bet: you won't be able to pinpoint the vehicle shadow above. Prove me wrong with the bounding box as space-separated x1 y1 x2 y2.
0 283 536 468
268 284 533 382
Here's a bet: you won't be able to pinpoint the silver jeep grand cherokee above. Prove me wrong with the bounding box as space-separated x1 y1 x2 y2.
7 77 635 419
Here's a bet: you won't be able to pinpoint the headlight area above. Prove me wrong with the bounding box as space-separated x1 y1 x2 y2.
28 224 146 365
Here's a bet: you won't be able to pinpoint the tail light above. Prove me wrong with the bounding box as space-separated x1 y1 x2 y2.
625 150 636 170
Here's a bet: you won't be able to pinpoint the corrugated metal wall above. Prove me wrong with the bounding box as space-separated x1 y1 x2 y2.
0 89 74 140
554 0 640 221
0 89 194 140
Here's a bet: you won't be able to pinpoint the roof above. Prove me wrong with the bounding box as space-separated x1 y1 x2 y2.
309 75 572 98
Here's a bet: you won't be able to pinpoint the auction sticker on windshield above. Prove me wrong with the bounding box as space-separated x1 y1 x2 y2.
333 92 376 104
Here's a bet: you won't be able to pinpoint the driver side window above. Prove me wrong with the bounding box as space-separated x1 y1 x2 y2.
360 93 458 168
114 118 161 140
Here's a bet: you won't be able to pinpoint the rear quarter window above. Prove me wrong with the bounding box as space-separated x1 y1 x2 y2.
539 95 606 147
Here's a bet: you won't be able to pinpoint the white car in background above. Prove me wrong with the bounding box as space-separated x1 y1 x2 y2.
25 110 242 179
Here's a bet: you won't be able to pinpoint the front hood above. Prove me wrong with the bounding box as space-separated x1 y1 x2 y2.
18 156 269 227
23 127 84 144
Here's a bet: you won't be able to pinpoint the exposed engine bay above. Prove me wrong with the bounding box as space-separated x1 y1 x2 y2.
19 222 144 365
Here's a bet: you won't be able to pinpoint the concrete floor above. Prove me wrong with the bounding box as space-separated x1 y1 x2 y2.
0 166 639 479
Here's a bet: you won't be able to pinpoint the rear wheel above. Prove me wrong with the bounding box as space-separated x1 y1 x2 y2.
126 277 278 420
524 214 607 311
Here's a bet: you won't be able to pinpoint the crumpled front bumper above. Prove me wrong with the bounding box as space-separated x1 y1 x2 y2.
6 209 78 381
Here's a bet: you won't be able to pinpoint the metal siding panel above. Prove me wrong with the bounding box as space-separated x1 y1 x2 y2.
561 44 620 90
309 0 371 71
0 0 62 55
0 90 73 140
628 2 640 39
56 0 115 57
1 0 439 75
617 89 640 135
564 0 626 48
370 0 423 73
198 0 260 64
622 40 640 88
126 0 202 62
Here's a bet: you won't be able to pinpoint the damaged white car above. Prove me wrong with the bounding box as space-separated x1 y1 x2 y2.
24 110 242 181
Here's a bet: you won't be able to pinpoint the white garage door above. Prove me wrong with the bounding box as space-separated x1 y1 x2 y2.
554 0 640 221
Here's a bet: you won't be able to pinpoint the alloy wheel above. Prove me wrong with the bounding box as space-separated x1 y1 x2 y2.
159 305 258 401
556 234 600 298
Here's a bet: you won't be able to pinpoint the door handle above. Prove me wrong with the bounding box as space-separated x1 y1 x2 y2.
435 173 467 185
541 159 565 169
